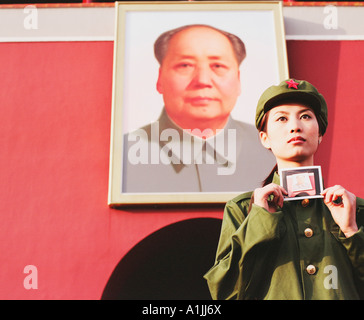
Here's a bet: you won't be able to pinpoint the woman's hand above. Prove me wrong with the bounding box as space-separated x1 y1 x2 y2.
321 185 358 238
254 183 287 213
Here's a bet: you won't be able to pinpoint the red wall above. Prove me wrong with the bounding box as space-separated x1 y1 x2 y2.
287 40 364 196
1 39 363 299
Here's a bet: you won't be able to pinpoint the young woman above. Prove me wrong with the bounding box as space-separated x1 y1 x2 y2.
204 79 364 300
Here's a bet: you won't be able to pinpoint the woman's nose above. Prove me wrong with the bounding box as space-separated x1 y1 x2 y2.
290 119 302 133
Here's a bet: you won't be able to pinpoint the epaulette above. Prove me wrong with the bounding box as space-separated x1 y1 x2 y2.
229 191 254 204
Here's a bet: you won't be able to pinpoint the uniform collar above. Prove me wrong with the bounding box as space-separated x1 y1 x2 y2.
273 171 281 185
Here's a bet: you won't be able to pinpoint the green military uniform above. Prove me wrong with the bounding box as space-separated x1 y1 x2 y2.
204 79 364 300
204 173 364 300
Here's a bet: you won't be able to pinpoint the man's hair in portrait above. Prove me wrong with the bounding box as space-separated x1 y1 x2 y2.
154 24 247 66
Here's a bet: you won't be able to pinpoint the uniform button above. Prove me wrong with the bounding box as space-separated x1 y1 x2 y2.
306 264 316 275
304 228 314 238
301 199 310 207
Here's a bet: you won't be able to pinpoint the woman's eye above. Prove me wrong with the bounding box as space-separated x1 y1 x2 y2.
277 116 287 122
301 114 312 120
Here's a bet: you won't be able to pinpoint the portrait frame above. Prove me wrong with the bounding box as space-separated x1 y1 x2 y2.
108 1 289 206
279 166 324 201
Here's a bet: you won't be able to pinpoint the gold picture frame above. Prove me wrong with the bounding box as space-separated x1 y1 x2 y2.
109 1 288 206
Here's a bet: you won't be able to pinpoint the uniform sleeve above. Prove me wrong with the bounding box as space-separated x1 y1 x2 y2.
336 198 364 299
204 197 286 300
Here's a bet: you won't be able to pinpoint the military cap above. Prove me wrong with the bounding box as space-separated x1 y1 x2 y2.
255 79 328 135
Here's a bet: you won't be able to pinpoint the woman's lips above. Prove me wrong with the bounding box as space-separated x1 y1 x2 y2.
288 136 306 144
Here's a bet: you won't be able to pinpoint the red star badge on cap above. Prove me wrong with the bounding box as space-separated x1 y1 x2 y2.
286 79 299 89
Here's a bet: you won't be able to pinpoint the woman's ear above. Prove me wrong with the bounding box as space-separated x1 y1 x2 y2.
259 131 271 150
318 135 323 145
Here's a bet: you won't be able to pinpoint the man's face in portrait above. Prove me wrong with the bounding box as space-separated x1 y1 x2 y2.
156 26 242 131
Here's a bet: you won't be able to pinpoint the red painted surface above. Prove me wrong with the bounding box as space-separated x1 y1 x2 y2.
0 40 363 299
287 41 364 196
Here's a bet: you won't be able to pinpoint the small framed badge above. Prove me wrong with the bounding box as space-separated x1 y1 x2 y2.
279 166 324 201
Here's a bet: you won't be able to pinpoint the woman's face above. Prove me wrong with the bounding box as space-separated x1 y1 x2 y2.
259 103 322 168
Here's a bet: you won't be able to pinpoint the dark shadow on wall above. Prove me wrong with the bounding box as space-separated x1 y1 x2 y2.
101 217 222 300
